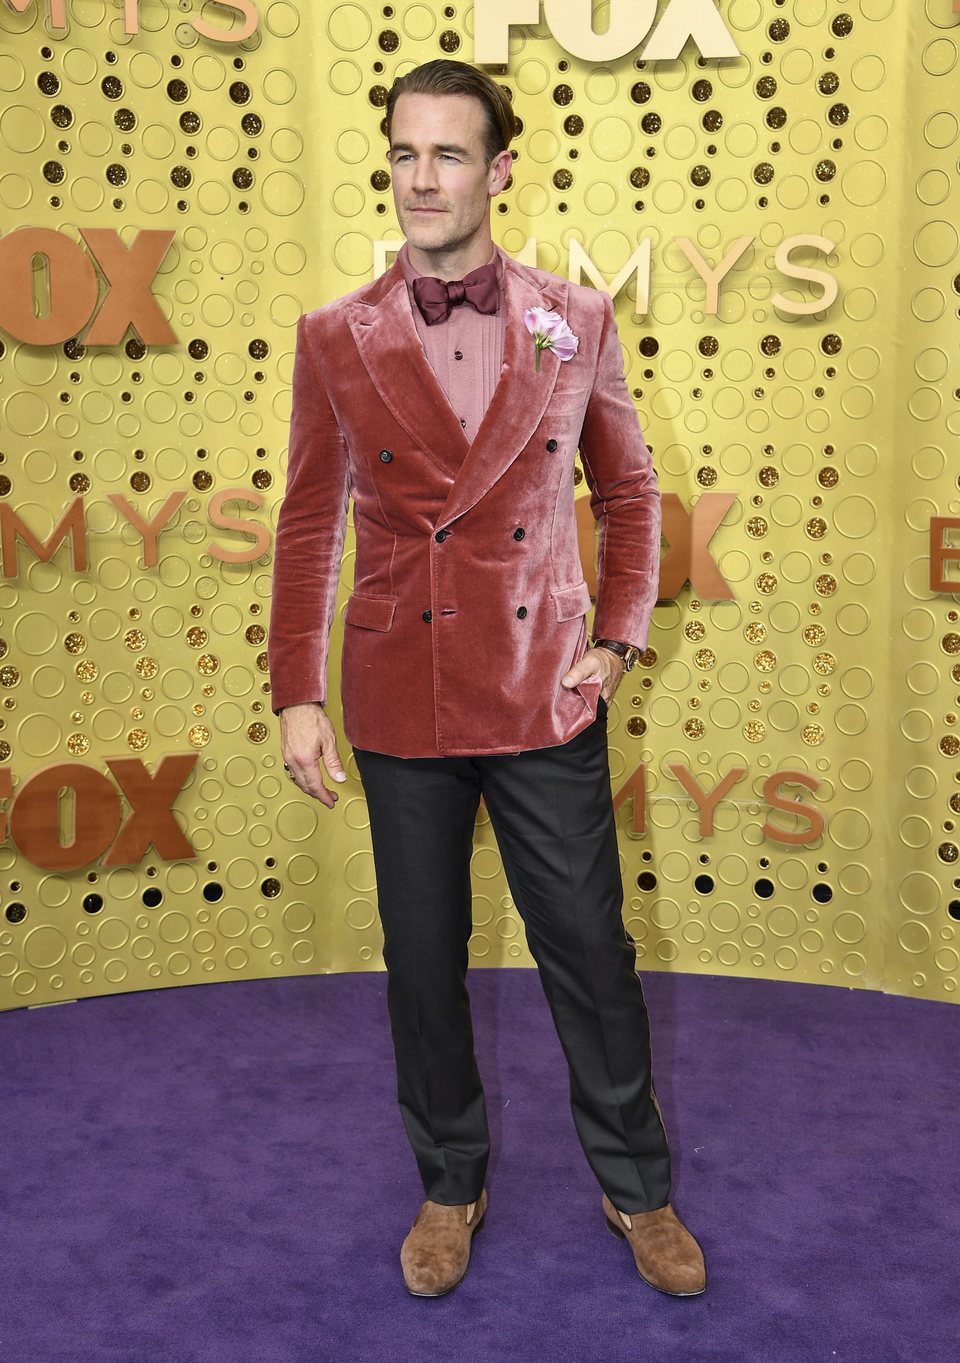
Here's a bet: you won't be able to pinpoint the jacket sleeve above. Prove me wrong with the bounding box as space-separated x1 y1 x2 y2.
577 291 661 651
268 312 352 712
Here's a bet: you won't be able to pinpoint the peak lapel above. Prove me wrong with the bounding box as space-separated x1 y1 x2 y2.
345 267 470 481
437 260 570 529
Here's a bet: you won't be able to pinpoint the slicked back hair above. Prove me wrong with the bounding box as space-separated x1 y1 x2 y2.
385 59 515 165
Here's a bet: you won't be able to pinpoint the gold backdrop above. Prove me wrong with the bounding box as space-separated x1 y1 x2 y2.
0 0 958 1013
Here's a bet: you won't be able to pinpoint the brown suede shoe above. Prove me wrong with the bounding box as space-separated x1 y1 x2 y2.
602 1195 706 1297
400 1190 488 1297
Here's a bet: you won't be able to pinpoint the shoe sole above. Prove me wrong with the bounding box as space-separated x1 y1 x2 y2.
404 1211 486 1298
604 1215 707 1297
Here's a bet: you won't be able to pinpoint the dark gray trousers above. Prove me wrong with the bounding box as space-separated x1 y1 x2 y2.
352 697 671 1214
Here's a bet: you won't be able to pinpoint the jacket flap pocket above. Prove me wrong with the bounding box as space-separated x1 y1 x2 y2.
552 580 592 622
344 593 397 631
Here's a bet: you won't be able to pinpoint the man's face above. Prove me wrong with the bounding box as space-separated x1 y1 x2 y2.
388 92 511 259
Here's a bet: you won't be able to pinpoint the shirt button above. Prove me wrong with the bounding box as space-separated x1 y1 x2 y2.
460 417 467 427
454 350 463 361
513 528 525 541
435 529 448 542
545 439 558 453
422 609 432 623
379 449 393 462
516 605 528 619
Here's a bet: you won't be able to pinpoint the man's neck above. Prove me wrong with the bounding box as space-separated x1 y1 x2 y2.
405 237 497 281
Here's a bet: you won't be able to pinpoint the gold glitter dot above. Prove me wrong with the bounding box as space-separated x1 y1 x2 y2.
697 466 718 487
639 648 658 668
130 706 144 720
757 466 779 487
197 653 220 676
942 634 960 655
64 632 86 654
745 516 768 538
745 622 767 643
950 793 960 814
813 652 837 675
627 716 646 737
127 729 149 751
0 639 7 659
124 629 147 651
247 722 268 743
937 842 958 863
188 724 211 747
193 704 205 716
953 664 960 684
202 684 215 697
142 688 154 700
818 467 839 488
71 710 83 722
803 625 827 646
805 517 828 540
756 573 778 594
754 650 777 672
135 657 159 678
748 699 761 712
76 660 98 681
245 624 267 646
939 735 960 757
815 575 837 596
758 681 772 694
688 697 701 710
693 648 716 670
802 724 825 745
0 740 10 760
807 702 820 715
684 621 706 642
256 651 269 673
186 627 208 648
683 718 705 739
66 732 90 754
743 720 766 742
0 666 21 688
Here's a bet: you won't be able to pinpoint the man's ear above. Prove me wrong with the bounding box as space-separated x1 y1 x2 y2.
489 149 513 197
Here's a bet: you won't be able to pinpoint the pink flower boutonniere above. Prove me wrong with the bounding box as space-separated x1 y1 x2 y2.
523 307 579 374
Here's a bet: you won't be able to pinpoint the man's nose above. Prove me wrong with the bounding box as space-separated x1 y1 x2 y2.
411 156 439 192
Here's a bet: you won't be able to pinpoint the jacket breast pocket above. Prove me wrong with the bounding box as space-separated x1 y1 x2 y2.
551 580 592 622
344 592 397 631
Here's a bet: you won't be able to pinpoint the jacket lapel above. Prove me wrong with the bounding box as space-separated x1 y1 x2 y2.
345 263 470 481
437 257 569 529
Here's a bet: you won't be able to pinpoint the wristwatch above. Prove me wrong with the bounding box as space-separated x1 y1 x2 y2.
593 638 643 671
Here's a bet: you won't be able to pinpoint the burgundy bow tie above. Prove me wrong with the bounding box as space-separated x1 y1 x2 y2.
412 262 500 326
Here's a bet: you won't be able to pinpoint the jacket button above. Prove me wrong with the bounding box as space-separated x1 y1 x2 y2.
454 350 463 361
545 439 558 452
513 528 525 541
516 605 528 619
422 609 432 623
379 449 393 463
435 529 448 542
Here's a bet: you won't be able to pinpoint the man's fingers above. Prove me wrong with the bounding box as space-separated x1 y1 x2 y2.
561 658 602 688
321 734 348 783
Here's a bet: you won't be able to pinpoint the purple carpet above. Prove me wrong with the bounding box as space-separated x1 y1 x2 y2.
1 969 957 1363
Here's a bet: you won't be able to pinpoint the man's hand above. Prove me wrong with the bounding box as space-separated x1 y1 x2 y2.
279 702 347 809
561 646 626 704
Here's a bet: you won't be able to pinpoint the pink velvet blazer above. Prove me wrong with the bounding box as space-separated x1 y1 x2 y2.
268 250 661 758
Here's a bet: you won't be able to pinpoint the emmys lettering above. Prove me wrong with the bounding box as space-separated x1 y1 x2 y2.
377 236 840 320
1 0 260 41
0 227 177 347
0 756 198 871
475 0 740 65
614 766 824 846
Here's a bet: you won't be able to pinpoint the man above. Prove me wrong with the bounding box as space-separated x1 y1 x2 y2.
268 59 705 1300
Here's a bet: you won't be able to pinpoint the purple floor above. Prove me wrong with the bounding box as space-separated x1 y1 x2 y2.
1 969 957 1363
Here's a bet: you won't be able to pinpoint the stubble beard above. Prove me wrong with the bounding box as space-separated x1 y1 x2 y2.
399 199 487 260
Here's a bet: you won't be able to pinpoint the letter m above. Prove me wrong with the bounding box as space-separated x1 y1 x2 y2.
1 500 87 576
4 0 67 26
